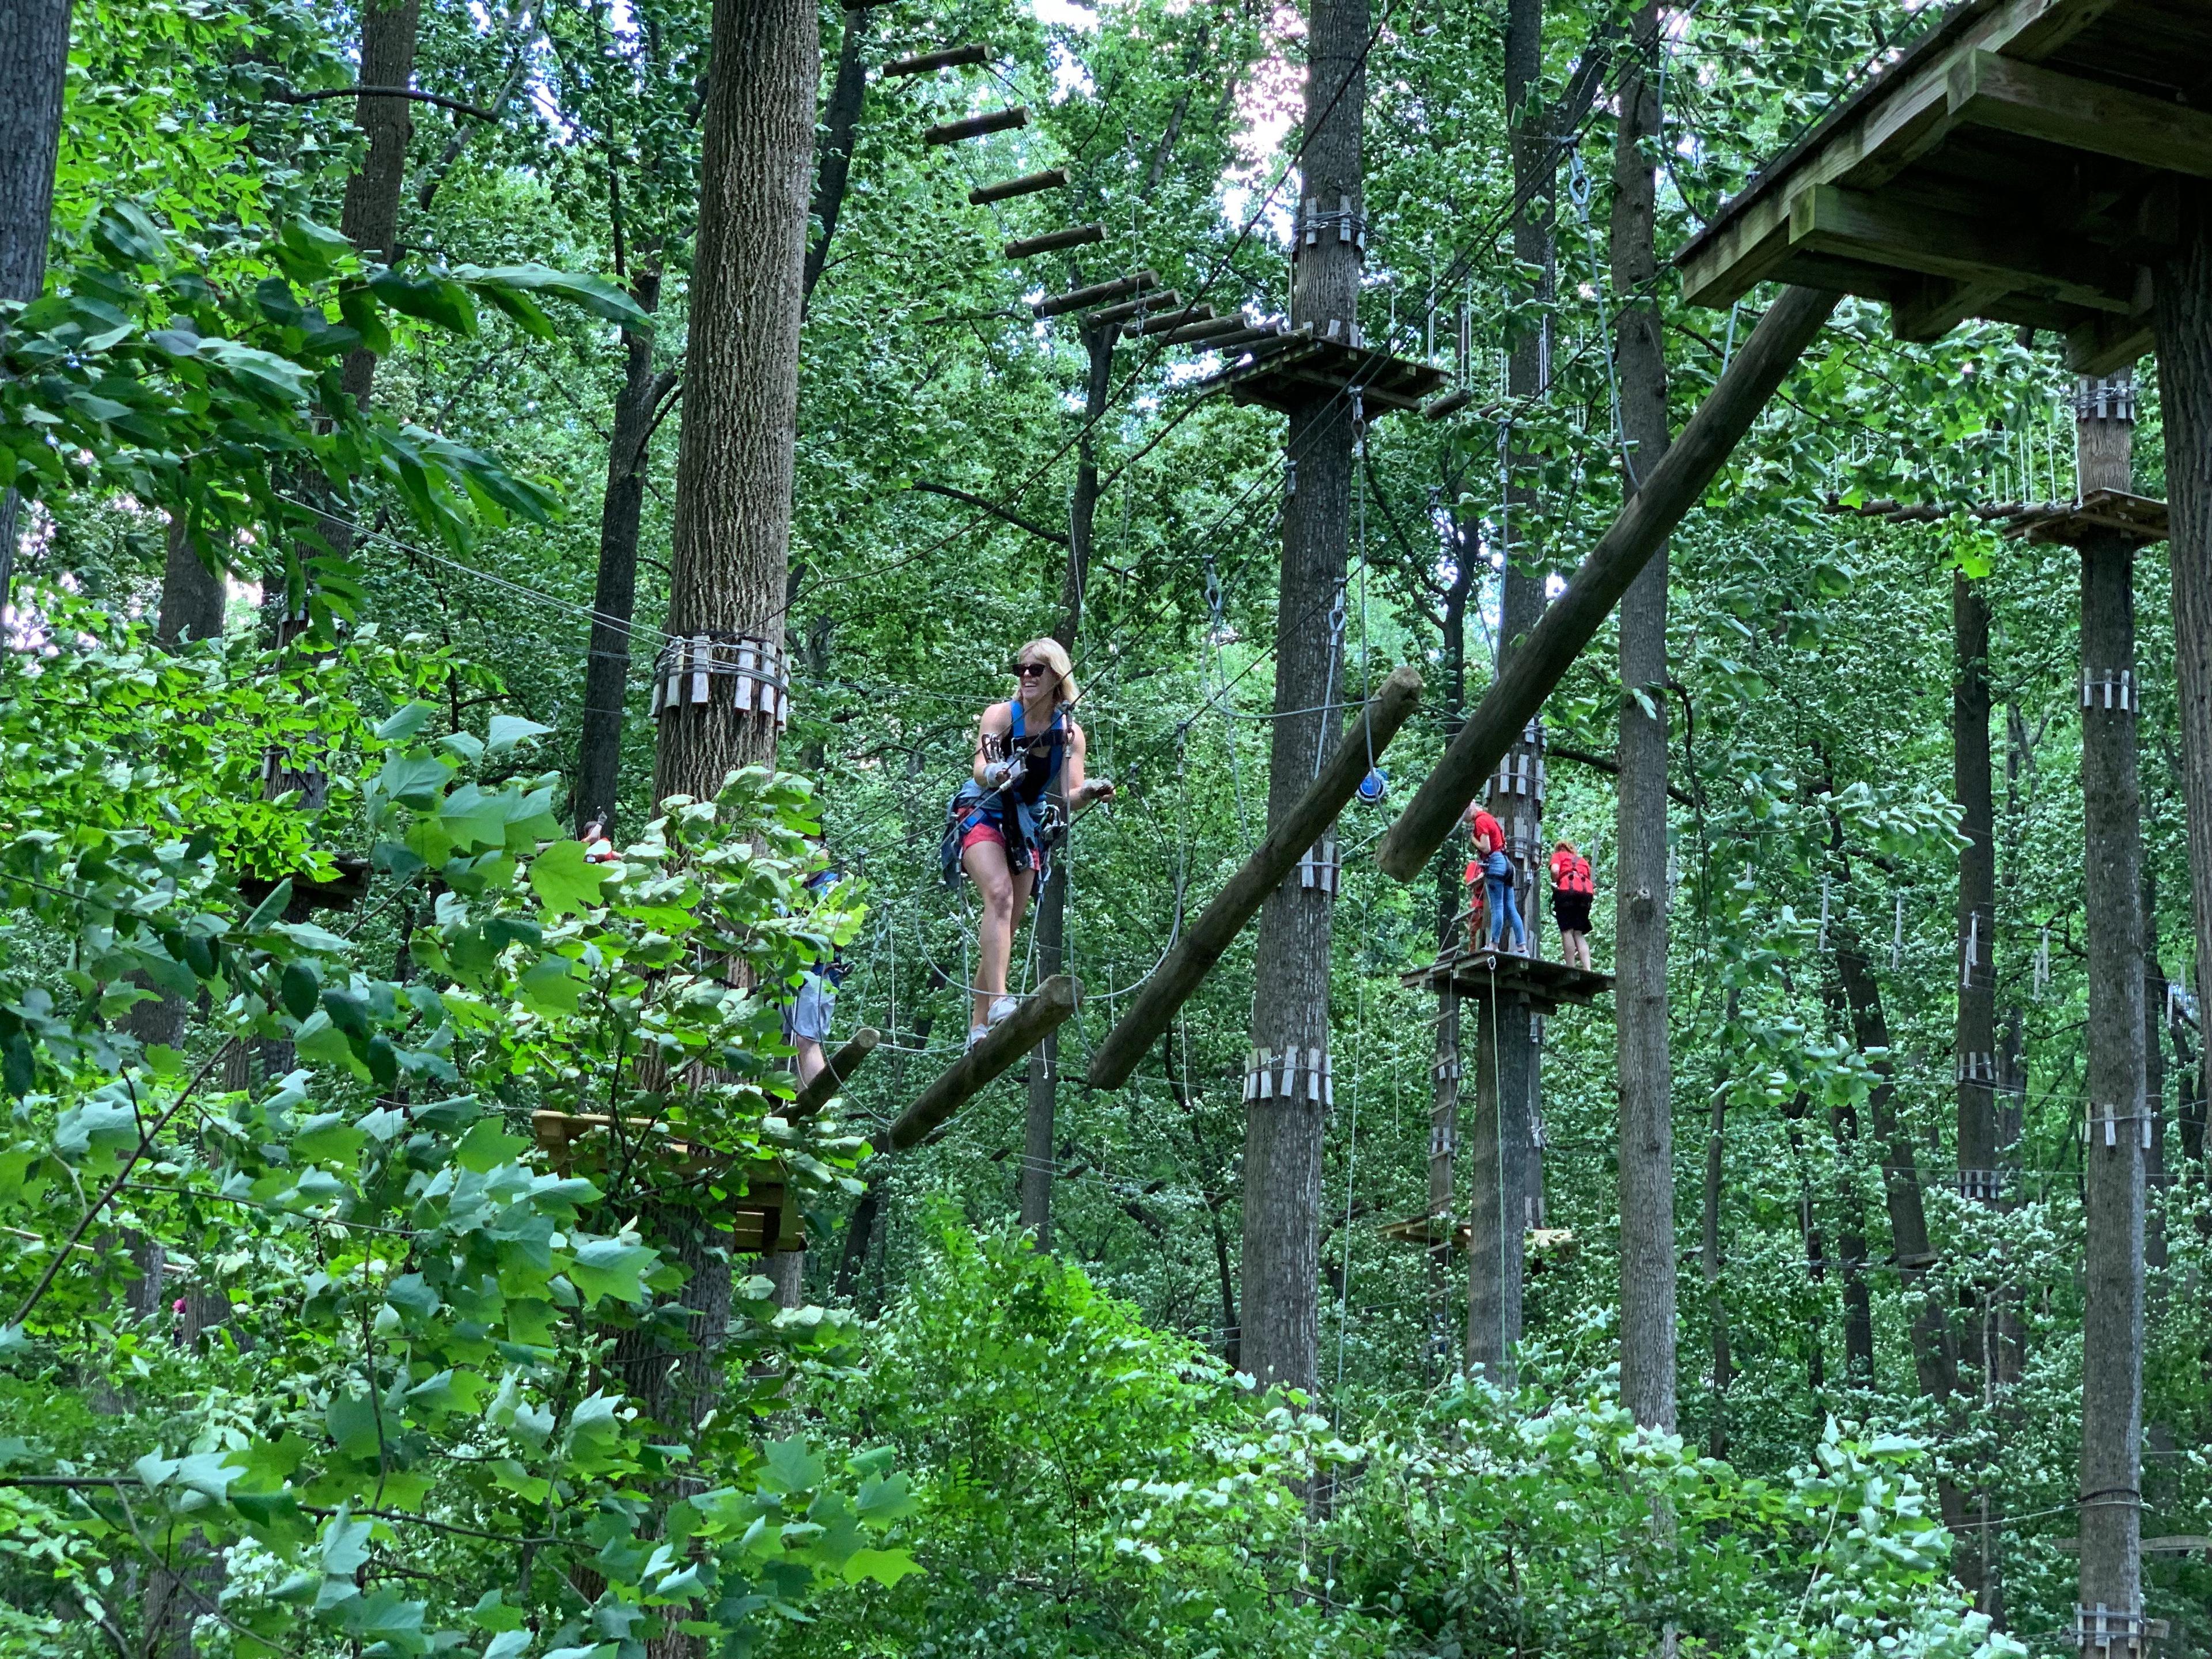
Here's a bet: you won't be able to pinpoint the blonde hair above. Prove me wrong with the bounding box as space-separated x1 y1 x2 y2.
1011 637 1079 708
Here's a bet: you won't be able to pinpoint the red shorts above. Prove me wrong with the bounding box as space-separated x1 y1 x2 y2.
960 819 1007 854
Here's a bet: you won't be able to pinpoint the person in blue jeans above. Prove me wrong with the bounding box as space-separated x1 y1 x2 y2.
1464 802 1528 955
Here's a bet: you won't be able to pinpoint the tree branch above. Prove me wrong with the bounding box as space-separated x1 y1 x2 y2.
908 482 1069 547
264 85 505 123
1550 741 1694 807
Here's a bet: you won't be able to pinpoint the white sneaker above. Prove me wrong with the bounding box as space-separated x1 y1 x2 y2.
967 1024 991 1051
987 994 1020 1027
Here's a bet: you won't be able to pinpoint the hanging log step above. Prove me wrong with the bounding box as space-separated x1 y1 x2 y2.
1034 269 1157 319
885 976 1078 1150
970 168 1068 206
1126 304 1213 337
1084 290 1180 327
1162 315 1252 346
1203 323 1288 353
1422 386 1474 421
789 1027 882 1121
926 107 1028 145
884 44 988 75
1005 223 1103 259
1086 666 1423 1090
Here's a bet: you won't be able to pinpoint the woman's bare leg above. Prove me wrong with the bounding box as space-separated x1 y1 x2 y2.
963 840 1018 1029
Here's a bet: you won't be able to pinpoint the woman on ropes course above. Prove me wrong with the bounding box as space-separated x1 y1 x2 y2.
1550 838 1595 971
941 638 1113 1048
1463 799 1527 956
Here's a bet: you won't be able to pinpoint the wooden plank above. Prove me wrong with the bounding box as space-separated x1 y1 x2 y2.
1032 268 1157 319
789 1027 881 1120
1005 224 1103 259
925 107 1027 145
2065 309 2155 374
1891 272 2016 341
1789 183 2133 312
885 976 1077 1150
1125 303 1214 336
1162 315 1250 345
1086 666 1424 1090
884 44 988 75
1948 49 2212 180
971 168 1068 206
1377 287 1840 881
1084 290 1180 327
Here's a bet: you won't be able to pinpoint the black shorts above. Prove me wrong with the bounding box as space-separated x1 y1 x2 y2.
1551 890 1592 933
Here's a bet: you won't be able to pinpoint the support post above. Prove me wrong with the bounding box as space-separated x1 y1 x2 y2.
1085 666 1423 1090
1377 285 1840 882
1467 984 1539 1379
2074 374 2148 1643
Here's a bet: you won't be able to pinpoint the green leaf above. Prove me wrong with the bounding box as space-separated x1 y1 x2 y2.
528 840 608 918
375 702 437 743
759 1435 825 1495
517 953 582 1016
566 1237 653 1306
368 267 479 335
842 1548 923 1588
457 264 652 332
486 714 552 757
454 1118 530 1174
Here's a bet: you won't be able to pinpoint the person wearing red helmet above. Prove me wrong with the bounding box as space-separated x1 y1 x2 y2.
1549 838 1595 970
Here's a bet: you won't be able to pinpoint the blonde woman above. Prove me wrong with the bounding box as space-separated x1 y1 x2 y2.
941 638 1113 1048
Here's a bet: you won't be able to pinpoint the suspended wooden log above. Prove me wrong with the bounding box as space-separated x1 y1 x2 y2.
1084 290 1180 327
1422 387 1474 421
1005 222 1103 259
1086 665 1423 1090
1125 304 1213 337
926 106 1028 145
789 1026 881 1121
884 44 988 75
1163 315 1251 346
885 976 1078 1150
1200 323 1286 354
1374 286 1839 882
1033 268 1157 319
970 168 1069 206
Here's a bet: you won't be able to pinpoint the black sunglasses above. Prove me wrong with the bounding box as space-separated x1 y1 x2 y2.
1014 661 1052 678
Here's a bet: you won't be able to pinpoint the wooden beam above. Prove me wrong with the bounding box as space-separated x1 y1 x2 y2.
1376 286 1840 881
884 44 988 75
1083 290 1180 327
1162 315 1249 345
925 107 1027 145
2065 310 2154 376
1033 268 1157 319
1005 224 1103 259
1789 183 2133 313
790 1027 881 1120
1948 48 2212 183
1891 272 2016 342
1086 665 1423 1090
1125 303 1214 336
886 976 1077 1150
970 168 1067 206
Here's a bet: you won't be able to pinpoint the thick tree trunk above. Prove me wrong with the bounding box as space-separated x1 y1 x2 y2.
1702 1080 1729 1457
1827 1093 1876 1387
158 512 225 647
2075 381 2147 1633
653 0 816 805
1467 984 1538 1377
1956 574 1999 1192
1020 326 1110 1244
339 0 422 408
0 0 72 607
802 6 870 310
1424 505 1474 1378
2156 183 2212 1142
1609 0 1675 1433
1239 0 1364 1397
1779 1092 1828 1391
574 272 665 835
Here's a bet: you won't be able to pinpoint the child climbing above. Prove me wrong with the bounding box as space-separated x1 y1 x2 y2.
941 638 1112 1049
1549 838 1594 971
1463 800 1527 955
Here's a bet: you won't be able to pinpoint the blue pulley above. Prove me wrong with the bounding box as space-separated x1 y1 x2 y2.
1356 768 1388 804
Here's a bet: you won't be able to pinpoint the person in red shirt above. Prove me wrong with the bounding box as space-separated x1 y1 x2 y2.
1462 802 1527 955
1549 839 1595 969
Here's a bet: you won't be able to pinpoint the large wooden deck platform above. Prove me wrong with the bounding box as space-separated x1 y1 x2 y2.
1674 0 2212 371
1203 336 1445 416
1399 946 1615 1012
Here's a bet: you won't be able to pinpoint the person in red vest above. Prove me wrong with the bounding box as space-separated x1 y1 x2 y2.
1549 838 1595 970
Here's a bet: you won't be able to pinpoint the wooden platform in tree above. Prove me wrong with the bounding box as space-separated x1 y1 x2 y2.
1673 0 2212 371
1400 946 1615 1011
530 1111 797 1253
2003 486 2170 547
1203 336 1445 416
1378 1215 1578 1269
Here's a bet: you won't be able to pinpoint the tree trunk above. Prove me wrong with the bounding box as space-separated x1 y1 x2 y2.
1956 573 1999 1194
1608 0 1675 1434
1779 1092 1828 1391
802 5 870 310
339 0 422 408
1467 984 1538 1377
652 0 816 805
2075 380 2147 1633
1702 1078 1729 1458
1238 0 1364 1397
0 0 73 608
1020 325 1111 1244
1423 501 1474 1378
574 272 665 835
157 510 225 647
2155 181 2212 1149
